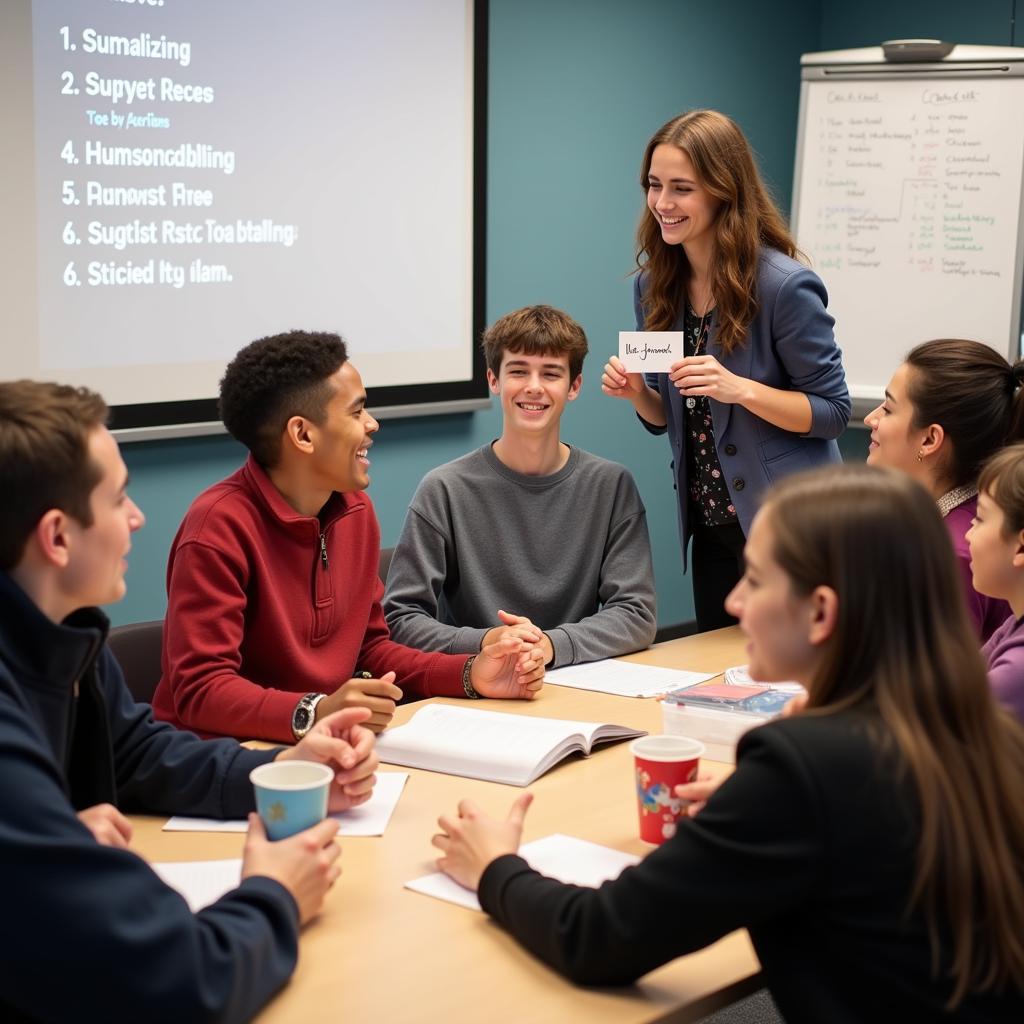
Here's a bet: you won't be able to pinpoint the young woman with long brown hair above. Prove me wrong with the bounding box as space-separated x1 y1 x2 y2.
865 337 1024 641
431 464 1024 1022
603 110 850 631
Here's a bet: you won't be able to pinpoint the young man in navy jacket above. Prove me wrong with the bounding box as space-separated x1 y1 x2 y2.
0 379 378 1023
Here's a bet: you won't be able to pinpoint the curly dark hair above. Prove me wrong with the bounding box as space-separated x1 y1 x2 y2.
219 330 348 467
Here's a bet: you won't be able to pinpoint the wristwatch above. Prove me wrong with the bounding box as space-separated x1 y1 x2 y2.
291 692 326 740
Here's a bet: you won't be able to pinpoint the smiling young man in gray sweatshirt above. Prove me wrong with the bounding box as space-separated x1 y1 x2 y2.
384 305 657 669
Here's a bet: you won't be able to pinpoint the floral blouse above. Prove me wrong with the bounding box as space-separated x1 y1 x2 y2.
683 303 738 528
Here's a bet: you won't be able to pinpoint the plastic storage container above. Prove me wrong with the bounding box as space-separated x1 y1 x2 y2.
660 700 768 764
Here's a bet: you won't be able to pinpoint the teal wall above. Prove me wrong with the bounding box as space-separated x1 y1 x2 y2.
114 0 1010 628
115 0 821 626
819 0 1016 49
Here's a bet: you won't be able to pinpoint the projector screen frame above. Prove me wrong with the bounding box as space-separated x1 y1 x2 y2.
8 0 492 442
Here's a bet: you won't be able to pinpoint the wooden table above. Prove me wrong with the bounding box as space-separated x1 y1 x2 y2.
130 627 762 1023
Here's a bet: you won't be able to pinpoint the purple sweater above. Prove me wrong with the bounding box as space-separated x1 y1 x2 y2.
945 498 1012 643
982 614 1024 723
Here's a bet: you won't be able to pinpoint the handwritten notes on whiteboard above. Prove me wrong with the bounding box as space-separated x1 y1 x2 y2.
793 76 1024 397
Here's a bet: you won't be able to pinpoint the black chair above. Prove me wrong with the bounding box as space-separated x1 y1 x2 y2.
107 620 164 704
378 546 395 584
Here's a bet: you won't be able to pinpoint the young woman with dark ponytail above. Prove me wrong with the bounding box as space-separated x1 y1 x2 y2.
865 338 1024 640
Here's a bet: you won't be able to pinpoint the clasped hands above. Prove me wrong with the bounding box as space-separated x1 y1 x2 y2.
311 611 548 738
482 609 553 671
471 610 547 699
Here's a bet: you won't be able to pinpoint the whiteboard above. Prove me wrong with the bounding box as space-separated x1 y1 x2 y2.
791 46 1024 405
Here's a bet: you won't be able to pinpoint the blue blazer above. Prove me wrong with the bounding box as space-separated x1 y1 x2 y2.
637 248 850 561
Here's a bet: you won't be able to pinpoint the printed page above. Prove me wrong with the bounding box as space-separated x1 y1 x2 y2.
163 771 409 836
152 858 242 913
545 660 718 698
405 833 640 912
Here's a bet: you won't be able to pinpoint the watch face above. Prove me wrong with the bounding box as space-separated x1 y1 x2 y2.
293 707 312 732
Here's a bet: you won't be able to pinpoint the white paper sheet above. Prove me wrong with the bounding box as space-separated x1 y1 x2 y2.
618 330 683 373
163 771 409 836
152 858 242 912
405 833 640 911
544 660 717 698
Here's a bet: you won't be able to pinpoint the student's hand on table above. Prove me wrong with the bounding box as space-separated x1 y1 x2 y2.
601 355 648 401
669 355 750 405
318 671 402 733
433 792 534 891
279 707 379 812
675 773 722 818
242 814 341 925
77 803 133 849
472 635 545 699
482 610 554 666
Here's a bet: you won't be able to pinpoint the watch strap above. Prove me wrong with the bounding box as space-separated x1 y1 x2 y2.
462 656 480 699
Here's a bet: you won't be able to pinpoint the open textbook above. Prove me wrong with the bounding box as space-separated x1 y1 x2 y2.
375 705 645 787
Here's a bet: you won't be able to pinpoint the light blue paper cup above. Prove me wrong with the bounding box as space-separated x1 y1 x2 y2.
250 760 334 841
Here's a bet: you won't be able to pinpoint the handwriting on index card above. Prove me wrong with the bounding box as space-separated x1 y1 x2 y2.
618 331 682 373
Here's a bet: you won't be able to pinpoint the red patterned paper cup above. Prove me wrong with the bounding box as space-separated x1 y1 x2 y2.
630 735 704 844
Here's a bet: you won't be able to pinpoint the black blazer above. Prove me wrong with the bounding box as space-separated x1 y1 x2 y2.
480 710 1023 1023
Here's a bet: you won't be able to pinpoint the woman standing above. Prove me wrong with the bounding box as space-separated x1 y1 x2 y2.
865 338 1024 641
431 465 1024 1022
603 110 850 631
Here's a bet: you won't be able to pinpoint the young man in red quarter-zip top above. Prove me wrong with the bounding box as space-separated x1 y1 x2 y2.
151 331 545 744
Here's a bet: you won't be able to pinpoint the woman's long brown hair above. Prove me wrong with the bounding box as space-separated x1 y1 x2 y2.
763 464 1024 1007
635 110 798 354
